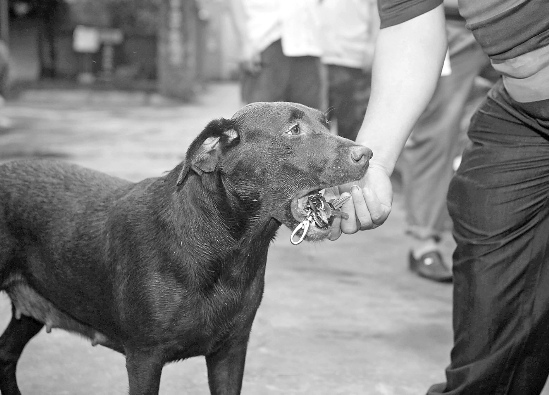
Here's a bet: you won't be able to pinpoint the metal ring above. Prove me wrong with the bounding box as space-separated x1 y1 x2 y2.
290 219 311 245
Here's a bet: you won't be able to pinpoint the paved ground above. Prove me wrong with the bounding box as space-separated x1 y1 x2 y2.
0 84 544 395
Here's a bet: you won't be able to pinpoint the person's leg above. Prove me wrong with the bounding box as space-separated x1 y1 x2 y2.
326 65 370 141
428 82 549 394
402 38 488 281
241 40 290 104
287 55 325 110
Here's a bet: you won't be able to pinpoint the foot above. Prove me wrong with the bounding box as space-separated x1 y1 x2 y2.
409 249 452 283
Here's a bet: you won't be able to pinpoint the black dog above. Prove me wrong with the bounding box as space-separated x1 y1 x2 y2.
0 102 371 395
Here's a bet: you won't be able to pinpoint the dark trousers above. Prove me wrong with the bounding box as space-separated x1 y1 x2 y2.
428 79 549 394
326 64 371 141
241 40 324 110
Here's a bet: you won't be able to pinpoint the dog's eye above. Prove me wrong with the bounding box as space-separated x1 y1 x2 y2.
286 124 300 136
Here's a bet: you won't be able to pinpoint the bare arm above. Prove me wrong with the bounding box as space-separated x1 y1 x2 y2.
330 4 447 237
357 4 447 175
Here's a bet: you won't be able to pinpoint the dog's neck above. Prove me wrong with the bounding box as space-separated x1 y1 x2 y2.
149 169 280 286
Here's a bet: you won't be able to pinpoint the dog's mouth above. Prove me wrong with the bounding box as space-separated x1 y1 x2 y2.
291 188 324 217
289 188 334 244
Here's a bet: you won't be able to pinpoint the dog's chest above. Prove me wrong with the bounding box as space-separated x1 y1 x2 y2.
157 277 266 360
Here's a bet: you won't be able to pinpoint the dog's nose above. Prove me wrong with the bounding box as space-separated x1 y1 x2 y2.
350 145 373 165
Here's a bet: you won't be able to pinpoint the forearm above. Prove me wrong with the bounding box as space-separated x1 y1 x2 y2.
356 4 447 175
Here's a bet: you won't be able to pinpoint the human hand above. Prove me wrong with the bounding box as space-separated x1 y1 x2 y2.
239 43 262 75
326 163 393 240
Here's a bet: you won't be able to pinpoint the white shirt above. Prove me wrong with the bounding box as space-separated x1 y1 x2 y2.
320 0 378 69
242 0 322 57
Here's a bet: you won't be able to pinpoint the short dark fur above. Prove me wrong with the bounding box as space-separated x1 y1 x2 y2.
0 102 371 395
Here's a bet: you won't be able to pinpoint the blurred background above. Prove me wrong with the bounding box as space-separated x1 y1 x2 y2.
0 0 238 99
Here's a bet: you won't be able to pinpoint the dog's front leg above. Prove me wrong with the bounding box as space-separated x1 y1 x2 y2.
206 339 249 395
125 349 163 395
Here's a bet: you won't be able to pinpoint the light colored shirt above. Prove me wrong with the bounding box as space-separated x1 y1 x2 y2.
241 0 322 57
320 0 379 70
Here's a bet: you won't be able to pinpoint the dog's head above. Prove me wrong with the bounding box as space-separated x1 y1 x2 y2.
177 102 372 242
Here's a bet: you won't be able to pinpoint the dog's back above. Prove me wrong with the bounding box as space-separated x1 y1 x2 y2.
1 160 129 230
0 159 130 270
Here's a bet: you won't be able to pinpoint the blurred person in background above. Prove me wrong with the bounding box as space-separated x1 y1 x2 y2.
228 0 325 109
400 1 490 282
320 0 379 142
0 39 11 130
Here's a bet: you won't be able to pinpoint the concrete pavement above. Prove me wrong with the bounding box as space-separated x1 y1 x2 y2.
0 84 541 394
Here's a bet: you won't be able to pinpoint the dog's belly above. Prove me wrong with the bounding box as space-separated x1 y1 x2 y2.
4 275 122 352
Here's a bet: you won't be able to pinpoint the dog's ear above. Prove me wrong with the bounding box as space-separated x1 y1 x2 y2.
176 118 239 185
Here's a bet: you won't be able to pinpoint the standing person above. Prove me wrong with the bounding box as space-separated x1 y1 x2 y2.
401 4 490 282
228 0 325 109
319 0 379 141
328 0 549 393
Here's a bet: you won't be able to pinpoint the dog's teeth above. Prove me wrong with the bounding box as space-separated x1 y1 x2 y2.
319 189 325 195
14 309 22 320
45 321 53 333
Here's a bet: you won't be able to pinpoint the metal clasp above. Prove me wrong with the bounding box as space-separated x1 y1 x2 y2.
290 218 311 245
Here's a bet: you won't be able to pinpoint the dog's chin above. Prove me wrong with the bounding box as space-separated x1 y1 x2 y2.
301 226 331 242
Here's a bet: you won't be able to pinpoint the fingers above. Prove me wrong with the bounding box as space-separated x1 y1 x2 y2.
338 185 391 234
240 60 261 75
339 185 376 232
340 192 358 234
327 158 393 239
351 185 374 230
363 185 390 227
327 177 392 239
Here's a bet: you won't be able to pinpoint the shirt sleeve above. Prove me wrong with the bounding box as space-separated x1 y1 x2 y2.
378 0 443 29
